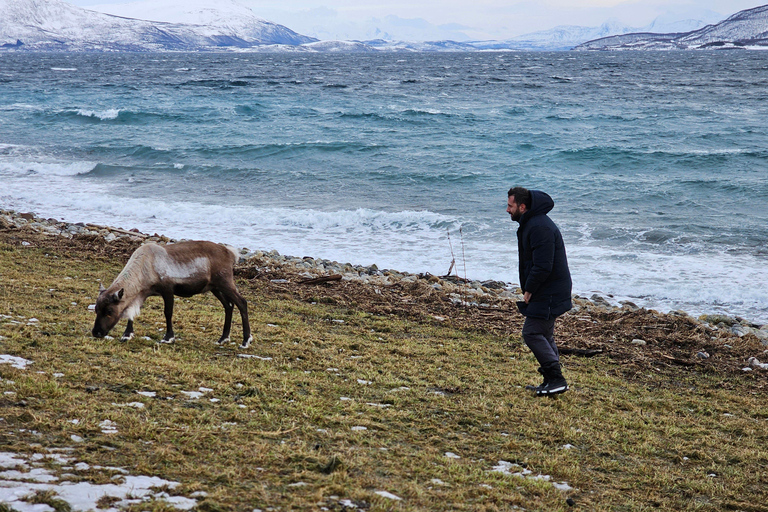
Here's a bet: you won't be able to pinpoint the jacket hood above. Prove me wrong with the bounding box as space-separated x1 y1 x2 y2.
521 190 554 221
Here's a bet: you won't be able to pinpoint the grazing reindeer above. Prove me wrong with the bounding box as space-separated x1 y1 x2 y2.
92 241 253 348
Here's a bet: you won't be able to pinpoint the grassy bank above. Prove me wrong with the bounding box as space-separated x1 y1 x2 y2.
1 224 767 511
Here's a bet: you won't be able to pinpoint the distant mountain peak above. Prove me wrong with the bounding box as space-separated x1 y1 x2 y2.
0 0 316 51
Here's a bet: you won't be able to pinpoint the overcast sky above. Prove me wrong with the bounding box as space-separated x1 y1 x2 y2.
68 0 766 41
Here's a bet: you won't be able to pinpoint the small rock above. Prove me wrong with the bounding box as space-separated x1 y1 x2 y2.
700 314 737 327
731 324 750 337
747 357 768 370
695 351 710 359
620 300 640 311
631 339 646 346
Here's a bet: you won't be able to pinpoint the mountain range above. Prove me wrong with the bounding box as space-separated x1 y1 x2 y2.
0 0 315 51
576 4 768 50
2 0 768 52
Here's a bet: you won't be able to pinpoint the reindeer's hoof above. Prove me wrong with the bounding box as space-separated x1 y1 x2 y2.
158 337 175 344
216 337 230 345
240 336 253 349
121 333 134 342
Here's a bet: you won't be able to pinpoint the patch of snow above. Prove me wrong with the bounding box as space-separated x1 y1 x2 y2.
180 391 203 399
137 391 156 397
99 420 118 434
357 379 372 385
350 426 367 431
0 355 33 369
444 452 460 459
489 461 573 492
0 450 200 511
111 402 145 409
374 490 402 500
366 403 391 408
238 354 272 360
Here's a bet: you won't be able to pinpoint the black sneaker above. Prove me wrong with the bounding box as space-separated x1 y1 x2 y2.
536 378 569 396
525 367 547 392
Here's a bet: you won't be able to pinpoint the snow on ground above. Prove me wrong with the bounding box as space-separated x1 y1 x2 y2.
0 355 33 370
490 460 574 492
0 450 198 511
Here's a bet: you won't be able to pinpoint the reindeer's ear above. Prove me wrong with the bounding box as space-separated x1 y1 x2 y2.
98 283 106 294
113 288 124 302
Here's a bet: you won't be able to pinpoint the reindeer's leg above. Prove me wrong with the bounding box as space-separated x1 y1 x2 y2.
121 320 134 341
211 289 234 345
160 291 175 343
225 288 252 349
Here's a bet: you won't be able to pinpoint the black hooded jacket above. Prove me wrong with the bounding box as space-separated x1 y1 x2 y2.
516 190 572 319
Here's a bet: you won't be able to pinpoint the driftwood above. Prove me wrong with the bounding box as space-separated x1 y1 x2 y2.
560 347 604 357
86 223 149 238
299 274 342 285
660 354 697 366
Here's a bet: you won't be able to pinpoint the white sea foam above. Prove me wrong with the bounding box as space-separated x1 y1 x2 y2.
0 159 97 177
75 108 120 120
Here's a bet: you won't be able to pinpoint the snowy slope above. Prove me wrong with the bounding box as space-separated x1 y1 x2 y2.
576 4 768 50
0 0 316 50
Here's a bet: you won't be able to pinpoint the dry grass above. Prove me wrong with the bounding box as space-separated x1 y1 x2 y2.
1 227 767 511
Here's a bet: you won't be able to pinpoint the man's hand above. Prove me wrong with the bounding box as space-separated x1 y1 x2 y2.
524 291 531 303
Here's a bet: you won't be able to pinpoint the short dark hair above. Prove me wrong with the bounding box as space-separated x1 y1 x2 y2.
508 187 532 209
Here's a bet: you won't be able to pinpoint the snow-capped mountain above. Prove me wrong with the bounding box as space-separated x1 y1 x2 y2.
0 0 316 51
575 4 768 50
470 13 722 52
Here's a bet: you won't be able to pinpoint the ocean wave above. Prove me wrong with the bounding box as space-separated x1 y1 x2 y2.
75 108 120 120
556 146 768 163
0 159 97 177
179 79 250 88
39 108 187 125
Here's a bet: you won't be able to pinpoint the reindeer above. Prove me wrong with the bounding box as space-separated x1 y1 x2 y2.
92 241 253 348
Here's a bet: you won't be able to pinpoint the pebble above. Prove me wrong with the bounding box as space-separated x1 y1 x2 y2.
631 339 647 346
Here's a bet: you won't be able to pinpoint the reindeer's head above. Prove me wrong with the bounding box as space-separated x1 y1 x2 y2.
92 284 125 338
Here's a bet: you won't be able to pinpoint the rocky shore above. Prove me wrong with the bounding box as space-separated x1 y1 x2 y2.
2 208 767 355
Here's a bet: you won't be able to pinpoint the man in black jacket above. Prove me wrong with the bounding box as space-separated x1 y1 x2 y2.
507 187 572 396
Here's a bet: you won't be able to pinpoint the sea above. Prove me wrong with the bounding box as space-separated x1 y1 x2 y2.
1 51 767 324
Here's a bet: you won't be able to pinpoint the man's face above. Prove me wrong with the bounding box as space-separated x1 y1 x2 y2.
507 196 526 222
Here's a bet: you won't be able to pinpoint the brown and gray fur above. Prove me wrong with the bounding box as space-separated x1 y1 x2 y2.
92 241 252 348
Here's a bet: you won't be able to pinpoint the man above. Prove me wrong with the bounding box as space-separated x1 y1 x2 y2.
507 187 572 396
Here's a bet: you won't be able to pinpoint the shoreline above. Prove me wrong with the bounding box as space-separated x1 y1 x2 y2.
2 208 767 341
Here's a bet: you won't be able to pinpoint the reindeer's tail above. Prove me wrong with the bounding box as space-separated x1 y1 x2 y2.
224 245 241 265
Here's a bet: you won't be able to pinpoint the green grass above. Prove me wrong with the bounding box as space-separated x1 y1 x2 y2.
1 233 767 511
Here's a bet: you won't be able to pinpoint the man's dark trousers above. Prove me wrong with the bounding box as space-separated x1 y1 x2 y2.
521 316 559 367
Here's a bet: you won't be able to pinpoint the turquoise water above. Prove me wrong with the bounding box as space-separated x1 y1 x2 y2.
1 51 767 322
